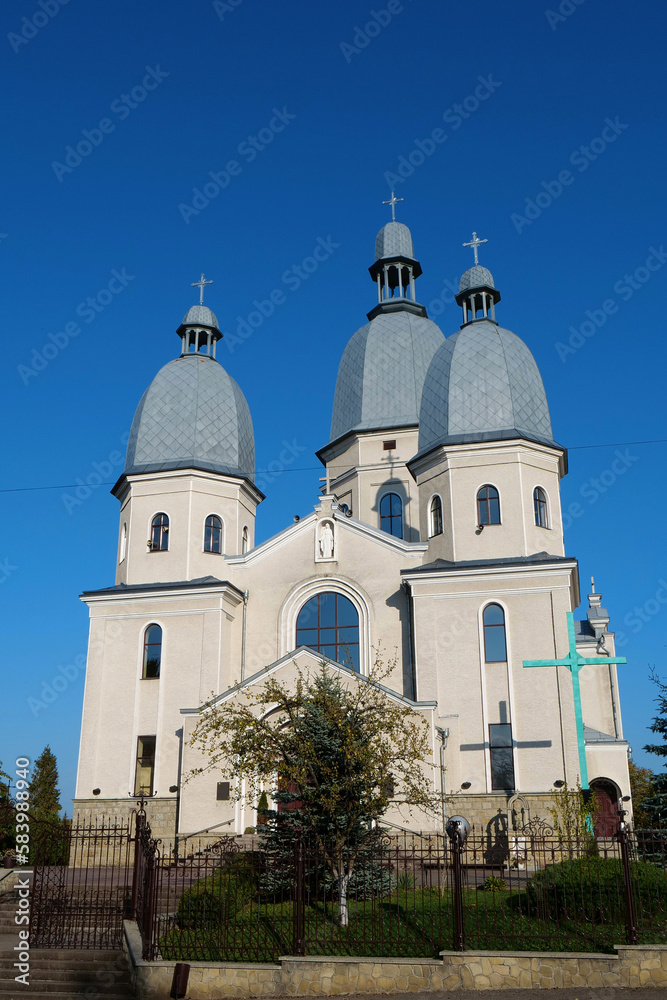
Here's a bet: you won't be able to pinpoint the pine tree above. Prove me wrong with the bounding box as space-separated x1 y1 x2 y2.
641 670 667 828
29 746 62 824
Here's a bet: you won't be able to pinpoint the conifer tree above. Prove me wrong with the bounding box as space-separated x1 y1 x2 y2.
29 746 62 823
642 670 667 827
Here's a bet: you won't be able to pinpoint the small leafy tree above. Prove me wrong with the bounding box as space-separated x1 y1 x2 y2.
549 779 598 851
0 762 12 858
629 760 655 828
189 656 438 925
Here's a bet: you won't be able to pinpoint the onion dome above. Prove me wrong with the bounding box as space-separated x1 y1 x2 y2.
124 298 254 481
416 262 556 456
327 220 444 445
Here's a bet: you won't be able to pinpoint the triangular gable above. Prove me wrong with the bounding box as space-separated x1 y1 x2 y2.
181 646 436 715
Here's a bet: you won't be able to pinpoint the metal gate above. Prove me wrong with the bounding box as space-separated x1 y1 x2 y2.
31 815 135 949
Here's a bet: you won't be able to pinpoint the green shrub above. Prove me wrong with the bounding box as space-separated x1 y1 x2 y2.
483 875 507 892
528 855 667 923
177 856 256 930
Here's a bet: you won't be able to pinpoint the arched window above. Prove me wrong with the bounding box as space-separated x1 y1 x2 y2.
534 487 548 528
477 485 500 526
483 604 507 662
150 513 169 551
429 495 443 537
380 493 403 538
296 592 359 671
242 526 249 554
204 514 223 553
143 624 162 679
119 522 127 563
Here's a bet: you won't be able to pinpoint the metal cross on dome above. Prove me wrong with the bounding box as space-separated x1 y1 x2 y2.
191 273 213 305
522 612 627 790
462 231 488 266
382 191 404 222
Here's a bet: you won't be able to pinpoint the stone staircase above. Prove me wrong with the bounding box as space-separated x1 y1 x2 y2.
0 947 134 999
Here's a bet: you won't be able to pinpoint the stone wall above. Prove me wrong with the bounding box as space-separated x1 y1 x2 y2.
450 791 556 834
123 923 667 996
73 797 177 841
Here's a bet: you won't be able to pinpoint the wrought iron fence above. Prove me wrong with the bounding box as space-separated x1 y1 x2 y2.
31 815 135 949
23 806 667 960
133 820 667 962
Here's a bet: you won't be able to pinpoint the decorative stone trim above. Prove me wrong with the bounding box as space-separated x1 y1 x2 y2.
123 923 667 997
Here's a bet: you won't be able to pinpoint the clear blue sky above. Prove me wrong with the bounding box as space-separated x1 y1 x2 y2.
1 0 665 807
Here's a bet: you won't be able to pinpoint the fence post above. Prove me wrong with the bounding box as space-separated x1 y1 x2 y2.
451 835 465 952
293 836 305 956
130 812 145 920
618 812 638 945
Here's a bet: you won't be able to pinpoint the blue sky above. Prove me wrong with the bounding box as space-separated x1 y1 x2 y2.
1 0 665 807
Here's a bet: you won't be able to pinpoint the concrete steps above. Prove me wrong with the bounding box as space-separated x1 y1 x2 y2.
0 948 134 999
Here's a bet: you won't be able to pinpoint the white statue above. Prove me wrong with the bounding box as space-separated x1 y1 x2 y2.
319 521 334 559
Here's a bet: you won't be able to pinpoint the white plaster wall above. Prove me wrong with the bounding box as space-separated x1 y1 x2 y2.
115 471 259 586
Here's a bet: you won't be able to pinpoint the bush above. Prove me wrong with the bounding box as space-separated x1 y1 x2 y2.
528 855 667 923
177 856 256 930
483 875 507 892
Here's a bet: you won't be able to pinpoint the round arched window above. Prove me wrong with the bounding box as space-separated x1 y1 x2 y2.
296 592 359 671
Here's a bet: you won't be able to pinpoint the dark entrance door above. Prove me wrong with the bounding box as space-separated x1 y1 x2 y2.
591 779 620 837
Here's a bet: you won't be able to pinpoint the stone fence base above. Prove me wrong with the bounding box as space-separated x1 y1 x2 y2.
123 923 667 996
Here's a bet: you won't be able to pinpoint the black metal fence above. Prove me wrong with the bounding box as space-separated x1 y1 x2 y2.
133 821 667 962
31 815 135 949
25 810 667 960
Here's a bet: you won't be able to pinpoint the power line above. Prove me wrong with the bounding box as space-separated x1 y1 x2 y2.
1 437 665 495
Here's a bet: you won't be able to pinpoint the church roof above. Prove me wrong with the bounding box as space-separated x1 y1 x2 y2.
374 221 415 261
329 310 444 443
181 304 219 328
416 319 557 455
402 553 577 574
124 354 255 480
459 265 494 291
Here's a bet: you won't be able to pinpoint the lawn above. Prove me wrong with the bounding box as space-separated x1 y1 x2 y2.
158 884 667 962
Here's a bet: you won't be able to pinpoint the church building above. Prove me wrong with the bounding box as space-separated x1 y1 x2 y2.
74 212 631 841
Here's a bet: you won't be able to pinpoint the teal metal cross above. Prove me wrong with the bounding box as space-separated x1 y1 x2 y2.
523 612 627 790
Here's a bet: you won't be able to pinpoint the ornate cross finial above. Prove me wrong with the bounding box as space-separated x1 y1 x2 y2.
462 231 488 266
382 191 404 222
191 273 213 305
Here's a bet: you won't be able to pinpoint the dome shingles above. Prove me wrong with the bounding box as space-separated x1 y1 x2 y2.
125 355 254 480
182 305 220 329
418 320 555 454
459 265 495 292
374 222 415 262
330 311 444 443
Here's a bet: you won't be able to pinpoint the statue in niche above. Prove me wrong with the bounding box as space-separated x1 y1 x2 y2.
318 521 334 559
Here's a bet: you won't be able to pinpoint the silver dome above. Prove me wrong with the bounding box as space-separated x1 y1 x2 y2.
330 310 445 443
181 304 220 329
418 319 555 454
459 265 495 292
125 354 254 480
374 222 415 262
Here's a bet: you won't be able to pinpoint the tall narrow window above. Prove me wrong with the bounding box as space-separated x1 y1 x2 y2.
204 514 223 553
429 495 443 537
296 592 360 671
477 486 500 525
134 736 156 796
150 513 169 551
242 526 249 554
489 724 515 790
142 625 162 679
119 522 127 563
380 493 403 538
483 604 507 662
534 487 548 528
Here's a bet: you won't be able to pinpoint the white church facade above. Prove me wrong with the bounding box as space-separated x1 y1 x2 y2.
74 217 631 841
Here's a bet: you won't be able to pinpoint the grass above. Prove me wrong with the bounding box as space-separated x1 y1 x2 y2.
158 886 667 962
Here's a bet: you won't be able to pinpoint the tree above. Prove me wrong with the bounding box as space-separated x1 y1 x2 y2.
549 779 598 851
629 760 655 827
189 657 438 925
29 746 62 824
644 669 667 759
641 669 667 827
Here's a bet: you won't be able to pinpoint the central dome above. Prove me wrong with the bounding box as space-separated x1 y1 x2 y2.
330 311 445 442
125 354 254 481
417 319 555 455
